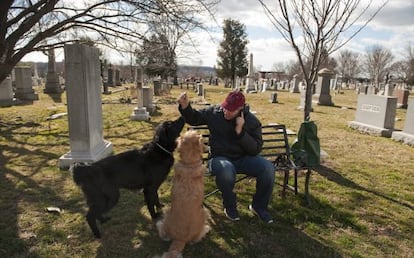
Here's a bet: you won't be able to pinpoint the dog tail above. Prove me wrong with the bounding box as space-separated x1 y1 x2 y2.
159 240 185 258
165 240 186 257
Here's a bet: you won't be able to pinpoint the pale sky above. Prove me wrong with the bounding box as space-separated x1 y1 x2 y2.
22 0 414 70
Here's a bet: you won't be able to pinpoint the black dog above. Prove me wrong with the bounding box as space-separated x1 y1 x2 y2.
73 117 185 238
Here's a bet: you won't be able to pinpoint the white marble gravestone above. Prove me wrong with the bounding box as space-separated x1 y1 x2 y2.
59 44 113 169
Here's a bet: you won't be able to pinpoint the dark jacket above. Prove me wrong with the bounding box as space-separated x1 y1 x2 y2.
179 103 263 160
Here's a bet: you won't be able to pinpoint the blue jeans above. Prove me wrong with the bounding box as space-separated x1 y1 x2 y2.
208 155 275 210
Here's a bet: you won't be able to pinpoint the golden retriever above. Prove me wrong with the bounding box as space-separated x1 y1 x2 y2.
156 130 210 258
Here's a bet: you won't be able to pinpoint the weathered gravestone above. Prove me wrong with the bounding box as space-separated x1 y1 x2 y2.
14 66 38 100
0 76 15 107
115 69 121 86
391 98 414 146
245 53 256 93
313 68 334 106
131 67 150 121
143 87 156 114
393 88 409 108
348 94 397 137
290 74 300 93
44 49 63 94
197 83 203 96
59 44 113 169
107 67 114 87
153 80 161 96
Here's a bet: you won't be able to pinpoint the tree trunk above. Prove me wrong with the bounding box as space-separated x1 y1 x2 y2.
304 80 312 121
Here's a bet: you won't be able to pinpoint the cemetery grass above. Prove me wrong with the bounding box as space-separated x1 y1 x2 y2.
0 85 413 258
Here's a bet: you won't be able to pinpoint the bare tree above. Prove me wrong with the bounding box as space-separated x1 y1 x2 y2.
138 6 202 81
404 42 414 86
337 50 361 86
258 0 388 120
364 45 393 87
0 0 218 83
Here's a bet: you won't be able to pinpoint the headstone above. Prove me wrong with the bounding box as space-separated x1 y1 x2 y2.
0 76 15 107
142 87 156 114
348 94 397 137
384 84 394 97
153 80 161 96
262 79 268 92
393 88 409 108
245 53 256 92
367 85 377 95
59 44 113 169
298 89 313 111
131 67 150 121
115 69 121 86
32 62 40 86
391 98 414 146
197 83 203 96
313 68 334 106
44 49 63 94
14 66 39 100
270 92 278 103
107 67 114 87
290 74 300 93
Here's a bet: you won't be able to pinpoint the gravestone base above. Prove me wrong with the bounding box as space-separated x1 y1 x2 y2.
44 85 63 94
391 131 414 147
348 121 394 137
131 107 150 121
313 94 334 106
15 90 39 100
0 99 18 107
59 140 113 169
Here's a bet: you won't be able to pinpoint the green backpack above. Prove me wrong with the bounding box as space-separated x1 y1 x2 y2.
291 121 320 167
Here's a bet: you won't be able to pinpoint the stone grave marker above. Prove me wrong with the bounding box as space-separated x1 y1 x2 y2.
313 68 334 106
44 49 63 94
393 88 409 108
131 67 150 120
245 53 255 92
348 94 397 137
0 76 15 107
391 98 414 146
14 66 38 100
59 44 113 169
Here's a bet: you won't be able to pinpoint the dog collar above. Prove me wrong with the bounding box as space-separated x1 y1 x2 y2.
155 143 172 156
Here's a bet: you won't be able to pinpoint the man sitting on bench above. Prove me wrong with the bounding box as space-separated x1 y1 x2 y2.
177 90 275 223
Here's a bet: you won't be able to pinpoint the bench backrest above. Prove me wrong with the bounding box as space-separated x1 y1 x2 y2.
188 124 294 169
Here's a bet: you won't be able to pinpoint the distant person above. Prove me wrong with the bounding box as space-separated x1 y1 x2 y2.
177 90 275 223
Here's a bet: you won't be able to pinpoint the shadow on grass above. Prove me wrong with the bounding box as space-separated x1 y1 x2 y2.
313 164 414 210
202 201 343 258
0 153 84 257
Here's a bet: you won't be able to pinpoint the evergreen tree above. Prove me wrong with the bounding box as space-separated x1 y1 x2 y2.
216 19 248 88
140 34 177 80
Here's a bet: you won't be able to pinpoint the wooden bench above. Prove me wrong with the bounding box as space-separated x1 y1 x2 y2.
188 124 312 202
